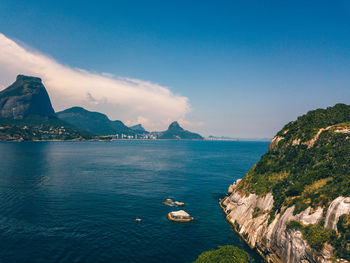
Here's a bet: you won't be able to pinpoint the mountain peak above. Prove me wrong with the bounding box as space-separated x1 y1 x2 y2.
0 75 55 119
168 121 183 130
16 74 42 83
156 121 203 140
129 124 146 132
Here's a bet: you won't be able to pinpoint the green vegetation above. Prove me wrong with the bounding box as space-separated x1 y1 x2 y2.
335 214 350 260
252 207 261 218
252 207 267 218
286 220 337 251
276 103 350 142
235 104 350 258
286 218 349 260
193 245 253 263
237 104 350 216
0 115 92 141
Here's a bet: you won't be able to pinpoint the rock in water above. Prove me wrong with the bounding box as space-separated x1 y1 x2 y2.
168 210 194 222
162 198 185 207
0 75 55 119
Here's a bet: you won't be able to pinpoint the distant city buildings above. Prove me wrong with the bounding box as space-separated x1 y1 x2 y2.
113 133 157 140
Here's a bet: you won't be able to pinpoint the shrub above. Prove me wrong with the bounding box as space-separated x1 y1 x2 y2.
193 245 253 263
287 220 337 252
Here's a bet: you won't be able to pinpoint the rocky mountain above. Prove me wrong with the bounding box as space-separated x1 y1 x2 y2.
156 121 203 140
221 103 350 263
57 107 135 136
0 75 91 141
129 124 148 133
0 75 55 119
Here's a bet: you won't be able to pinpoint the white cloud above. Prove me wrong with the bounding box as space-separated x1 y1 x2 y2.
0 33 190 130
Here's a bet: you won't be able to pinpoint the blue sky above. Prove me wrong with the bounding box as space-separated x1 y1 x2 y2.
0 0 349 137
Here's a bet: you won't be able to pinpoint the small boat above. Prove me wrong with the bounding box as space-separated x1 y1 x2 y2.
135 217 142 222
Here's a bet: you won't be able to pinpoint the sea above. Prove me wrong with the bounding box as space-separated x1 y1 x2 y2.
0 140 268 263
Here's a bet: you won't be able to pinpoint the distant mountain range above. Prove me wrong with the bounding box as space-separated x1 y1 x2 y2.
0 74 203 141
56 107 135 136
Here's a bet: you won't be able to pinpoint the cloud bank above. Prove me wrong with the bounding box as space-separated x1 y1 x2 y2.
0 33 190 130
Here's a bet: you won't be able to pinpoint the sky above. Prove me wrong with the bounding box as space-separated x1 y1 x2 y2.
0 0 349 138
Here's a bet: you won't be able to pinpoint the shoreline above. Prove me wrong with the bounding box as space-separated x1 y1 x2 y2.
219 196 268 262
0 139 270 143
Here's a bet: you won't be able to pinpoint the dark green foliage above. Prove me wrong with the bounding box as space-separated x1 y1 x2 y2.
286 220 303 231
277 103 350 142
334 214 350 260
238 104 350 213
236 104 350 258
287 220 337 252
193 245 253 263
252 207 261 218
300 224 336 251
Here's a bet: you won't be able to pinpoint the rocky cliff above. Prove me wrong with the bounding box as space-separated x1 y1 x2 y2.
0 75 55 119
221 104 350 263
0 75 91 141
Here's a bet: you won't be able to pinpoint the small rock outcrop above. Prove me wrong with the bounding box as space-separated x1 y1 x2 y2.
0 75 55 119
168 210 194 222
162 198 185 207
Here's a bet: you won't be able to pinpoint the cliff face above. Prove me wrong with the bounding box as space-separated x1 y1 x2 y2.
0 75 55 119
0 75 91 141
221 104 350 263
222 186 349 263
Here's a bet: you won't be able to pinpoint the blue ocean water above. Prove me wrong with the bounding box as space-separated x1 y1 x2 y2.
0 140 268 263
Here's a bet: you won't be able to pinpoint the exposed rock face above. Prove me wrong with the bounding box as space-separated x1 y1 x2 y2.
324 197 350 231
0 75 92 141
168 210 194 222
0 75 55 119
221 181 349 263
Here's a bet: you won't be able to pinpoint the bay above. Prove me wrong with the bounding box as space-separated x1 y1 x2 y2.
0 140 268 262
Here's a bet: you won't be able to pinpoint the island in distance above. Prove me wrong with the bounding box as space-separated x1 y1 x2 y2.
0 74 203 141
